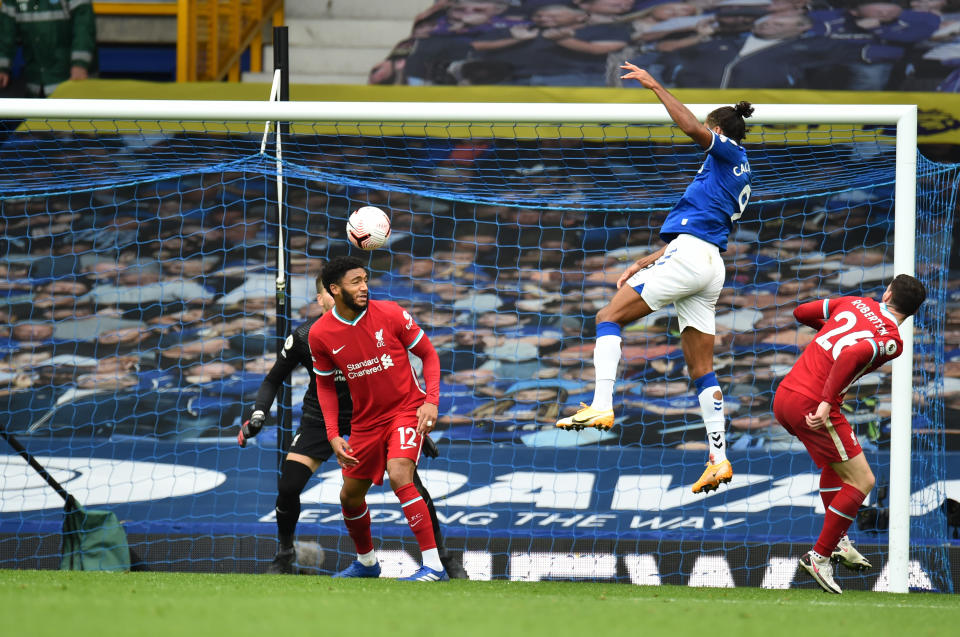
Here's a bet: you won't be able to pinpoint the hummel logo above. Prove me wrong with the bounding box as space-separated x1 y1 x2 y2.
710 432 723 449
332 345 346 354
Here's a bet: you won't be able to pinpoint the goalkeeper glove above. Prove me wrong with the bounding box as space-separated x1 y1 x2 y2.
238 410 265 448
422 434 439 459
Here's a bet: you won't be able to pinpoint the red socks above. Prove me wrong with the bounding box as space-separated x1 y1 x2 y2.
342 504 374 555
343 484 438 559
813 482 867 557
819 466 843 512
395 482 437 551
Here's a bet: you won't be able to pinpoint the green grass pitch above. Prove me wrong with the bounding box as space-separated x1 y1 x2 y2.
2 569 958 637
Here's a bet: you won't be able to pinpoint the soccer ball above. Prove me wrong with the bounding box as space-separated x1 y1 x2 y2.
346 206 391 250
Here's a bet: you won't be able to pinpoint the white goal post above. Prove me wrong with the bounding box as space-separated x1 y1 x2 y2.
0 99 919 593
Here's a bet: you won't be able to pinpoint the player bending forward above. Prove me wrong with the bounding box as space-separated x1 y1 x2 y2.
558 61 754 494
308 256 447 581
775 275 926 594
238 267 466 578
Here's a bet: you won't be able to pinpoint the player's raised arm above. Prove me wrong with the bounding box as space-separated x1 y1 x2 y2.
793 299 834 331
620 62 713 149
561 71 753 496
794 297 864 331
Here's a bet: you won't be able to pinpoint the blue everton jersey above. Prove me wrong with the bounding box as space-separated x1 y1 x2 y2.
659 131 751 252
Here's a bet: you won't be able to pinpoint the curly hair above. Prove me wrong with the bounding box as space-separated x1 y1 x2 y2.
706 101 754 143
321 256 367 295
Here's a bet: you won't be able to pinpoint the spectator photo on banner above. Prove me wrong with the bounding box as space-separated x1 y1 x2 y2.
370 0 960 91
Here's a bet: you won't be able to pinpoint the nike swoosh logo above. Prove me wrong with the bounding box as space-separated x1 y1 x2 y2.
332 346 346 354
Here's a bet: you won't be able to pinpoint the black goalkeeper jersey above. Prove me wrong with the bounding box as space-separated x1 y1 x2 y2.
252 318 352 434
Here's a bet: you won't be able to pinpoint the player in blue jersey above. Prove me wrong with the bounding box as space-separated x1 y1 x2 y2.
557 62 753 495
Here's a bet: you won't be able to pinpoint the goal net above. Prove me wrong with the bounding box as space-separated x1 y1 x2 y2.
0 99 955 592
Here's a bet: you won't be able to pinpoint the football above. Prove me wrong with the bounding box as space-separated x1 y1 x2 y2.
346 206 391 250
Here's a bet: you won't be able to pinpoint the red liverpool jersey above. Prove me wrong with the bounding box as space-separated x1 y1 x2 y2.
780 296 903 405
308 299 427 433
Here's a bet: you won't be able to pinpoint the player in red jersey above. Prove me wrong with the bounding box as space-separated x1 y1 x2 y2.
308 256 447 581
774 274 927 594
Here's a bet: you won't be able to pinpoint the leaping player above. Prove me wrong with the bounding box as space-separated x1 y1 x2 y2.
557 62 754 494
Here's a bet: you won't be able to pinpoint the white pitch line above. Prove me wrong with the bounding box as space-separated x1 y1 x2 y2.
634 596 959 610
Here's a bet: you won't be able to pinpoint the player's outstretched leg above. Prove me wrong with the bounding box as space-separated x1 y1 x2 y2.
832 534 872 571
691 458 733 494
556 321 620 431
556 402 615 431
799 550 842 594
689 368 732 493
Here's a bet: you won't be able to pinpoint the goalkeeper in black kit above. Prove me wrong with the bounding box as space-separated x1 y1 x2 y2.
239 267 467 578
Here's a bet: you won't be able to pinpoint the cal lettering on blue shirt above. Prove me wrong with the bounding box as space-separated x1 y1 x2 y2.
659 131 751 252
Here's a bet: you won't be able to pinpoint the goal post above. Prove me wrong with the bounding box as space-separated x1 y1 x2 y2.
0 98 940 592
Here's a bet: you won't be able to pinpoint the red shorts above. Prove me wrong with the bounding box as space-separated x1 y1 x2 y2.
342 410 423 485
773 385 862 468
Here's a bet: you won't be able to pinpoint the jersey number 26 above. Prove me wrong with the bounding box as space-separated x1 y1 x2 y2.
815 311 874 360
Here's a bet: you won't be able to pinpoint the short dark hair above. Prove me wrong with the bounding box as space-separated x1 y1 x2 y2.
314 262 325 295
322 256 367 295
706 101 754 143
888 274 926 317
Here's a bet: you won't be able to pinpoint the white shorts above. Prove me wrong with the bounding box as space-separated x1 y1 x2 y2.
625 233 725 334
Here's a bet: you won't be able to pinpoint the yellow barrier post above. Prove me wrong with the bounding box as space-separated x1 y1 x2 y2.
228 3 241 81
176 0 190 82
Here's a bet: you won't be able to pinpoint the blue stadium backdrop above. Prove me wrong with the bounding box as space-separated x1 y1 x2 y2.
0 113 958 591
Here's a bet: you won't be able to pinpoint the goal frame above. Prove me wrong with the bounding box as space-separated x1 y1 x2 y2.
0 99 918 593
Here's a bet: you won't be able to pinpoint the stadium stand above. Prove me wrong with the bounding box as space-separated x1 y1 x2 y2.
244 0 430 85
370 0 960 91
